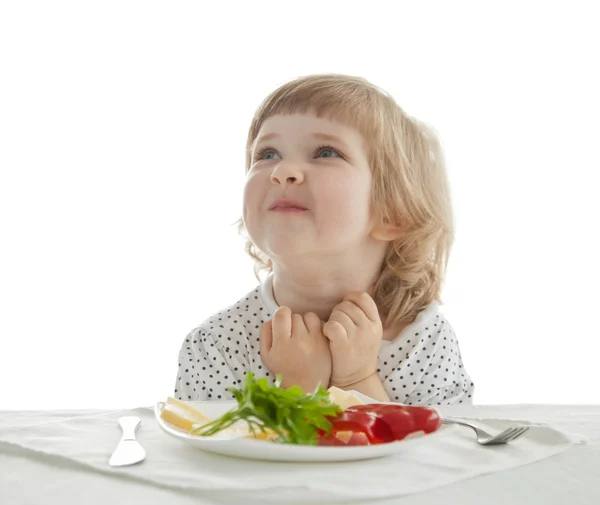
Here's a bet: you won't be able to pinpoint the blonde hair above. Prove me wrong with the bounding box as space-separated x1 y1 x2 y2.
238 73 454 327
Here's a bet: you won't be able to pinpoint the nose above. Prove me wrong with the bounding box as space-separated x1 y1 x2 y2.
270 161 305 185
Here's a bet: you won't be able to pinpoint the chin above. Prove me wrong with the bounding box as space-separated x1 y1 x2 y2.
262 236 313 259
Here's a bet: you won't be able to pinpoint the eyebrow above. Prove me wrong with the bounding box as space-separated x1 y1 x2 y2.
251 132 280 151
250 132 351 152
311 132 351 151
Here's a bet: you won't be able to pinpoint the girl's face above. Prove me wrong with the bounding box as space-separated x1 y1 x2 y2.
243 112 377 264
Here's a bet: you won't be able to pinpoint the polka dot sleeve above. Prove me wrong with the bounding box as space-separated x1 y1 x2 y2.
379 313 475 406
174 328 250 401
402 321 473 405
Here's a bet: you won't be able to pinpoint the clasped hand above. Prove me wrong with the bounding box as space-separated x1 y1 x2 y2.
260 292 382 392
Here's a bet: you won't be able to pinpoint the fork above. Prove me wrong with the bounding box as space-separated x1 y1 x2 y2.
443 416 529 445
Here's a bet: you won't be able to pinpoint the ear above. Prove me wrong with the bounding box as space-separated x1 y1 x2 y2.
370 223 405 242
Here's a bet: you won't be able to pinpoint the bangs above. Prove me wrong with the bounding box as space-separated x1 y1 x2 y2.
245 75 390 165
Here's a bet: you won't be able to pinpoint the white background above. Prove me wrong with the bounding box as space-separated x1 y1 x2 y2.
1 1 598 410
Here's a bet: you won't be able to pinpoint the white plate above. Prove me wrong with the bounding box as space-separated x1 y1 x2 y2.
154 399 457 462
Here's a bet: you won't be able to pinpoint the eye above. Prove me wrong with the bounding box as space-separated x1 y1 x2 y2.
255 147 281 161
316 145 343 159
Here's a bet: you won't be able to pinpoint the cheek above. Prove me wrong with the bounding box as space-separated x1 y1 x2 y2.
243 172 266 217
242 171 273 250
315 174 372 227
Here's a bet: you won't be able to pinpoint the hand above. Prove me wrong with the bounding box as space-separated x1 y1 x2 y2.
323 292 383 388
259 307 332 392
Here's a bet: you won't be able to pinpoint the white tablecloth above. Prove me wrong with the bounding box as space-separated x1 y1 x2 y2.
1 404 599 505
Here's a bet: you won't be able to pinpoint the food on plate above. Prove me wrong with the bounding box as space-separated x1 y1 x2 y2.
161 373 442 446
160 396 210 431
190 373 343 444
160 395 278 440
348 404 442 438
327 386 365 409
317 408 395 445
317 404 442 446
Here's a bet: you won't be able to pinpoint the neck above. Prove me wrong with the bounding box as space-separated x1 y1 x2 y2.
271 252 384 322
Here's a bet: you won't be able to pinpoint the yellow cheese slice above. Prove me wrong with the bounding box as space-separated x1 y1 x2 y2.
327 386 365 410
160 397 278 440
160 397 210 431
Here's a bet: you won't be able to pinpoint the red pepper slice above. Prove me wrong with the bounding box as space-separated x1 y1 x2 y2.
401 405 442 434
320 410 395 445
347 404 442 440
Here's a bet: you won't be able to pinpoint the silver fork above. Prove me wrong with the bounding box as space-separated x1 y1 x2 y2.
443 416 529 445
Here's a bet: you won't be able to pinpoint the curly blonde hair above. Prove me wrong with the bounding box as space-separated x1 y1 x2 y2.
238 73 454 327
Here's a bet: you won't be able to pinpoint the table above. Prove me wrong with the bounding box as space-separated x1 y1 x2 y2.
2 404 599 505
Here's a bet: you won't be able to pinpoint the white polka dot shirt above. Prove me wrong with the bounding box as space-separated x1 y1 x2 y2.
175 275 475 405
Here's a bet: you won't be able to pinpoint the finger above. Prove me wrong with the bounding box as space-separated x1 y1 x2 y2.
291 313 308 337
333 300 364 326
328 308 356 331
303 312 322 334
272 306 292 341
343 292 380 323
322 320 348 344
259 320 273 356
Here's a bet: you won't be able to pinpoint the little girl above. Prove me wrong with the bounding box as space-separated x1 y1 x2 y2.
175 74 474 405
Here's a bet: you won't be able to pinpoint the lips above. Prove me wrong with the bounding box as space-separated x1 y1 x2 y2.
268 199 308 211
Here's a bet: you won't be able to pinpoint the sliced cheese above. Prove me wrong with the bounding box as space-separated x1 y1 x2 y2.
327 386 365 410
160 397 210 432
160 397 279 440
334 430 354 444
245 427 279 441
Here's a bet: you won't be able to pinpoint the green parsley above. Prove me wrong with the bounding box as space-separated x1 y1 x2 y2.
191 372 342 445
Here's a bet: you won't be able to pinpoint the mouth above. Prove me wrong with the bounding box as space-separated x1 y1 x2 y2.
268 200 308 212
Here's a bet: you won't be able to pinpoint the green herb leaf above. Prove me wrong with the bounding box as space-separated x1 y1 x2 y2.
191 373 342 445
